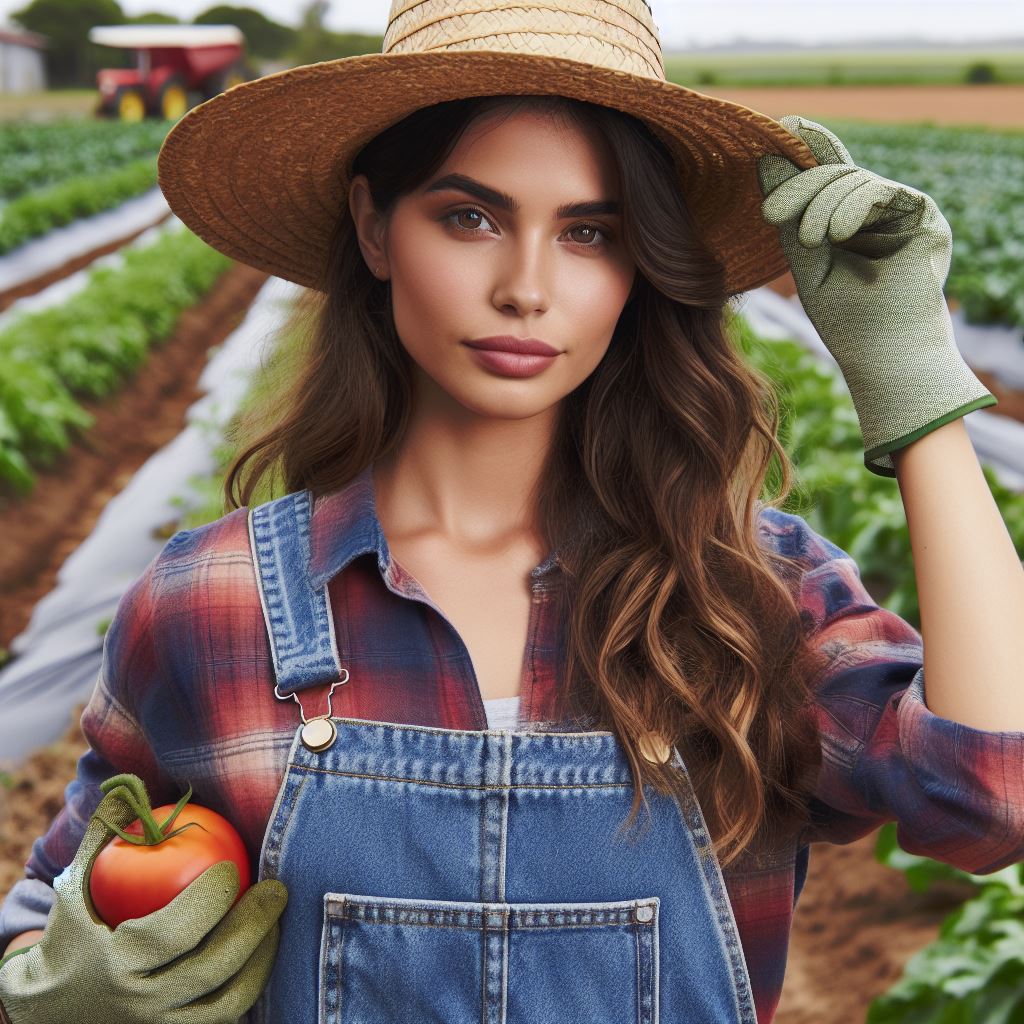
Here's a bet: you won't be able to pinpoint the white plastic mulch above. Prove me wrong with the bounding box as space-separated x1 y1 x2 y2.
0 275 303 766
0 187 170 295
0 216 185 334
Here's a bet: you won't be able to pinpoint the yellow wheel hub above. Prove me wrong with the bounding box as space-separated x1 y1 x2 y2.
161 84 188 121
118 90 145 122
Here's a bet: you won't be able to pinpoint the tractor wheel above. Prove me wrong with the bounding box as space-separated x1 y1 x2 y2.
114 86 146 122
158 77 189 121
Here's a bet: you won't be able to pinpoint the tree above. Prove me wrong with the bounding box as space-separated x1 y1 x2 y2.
10 0 127 88
193 5 294 60
286 0 335 65
127 12 180 24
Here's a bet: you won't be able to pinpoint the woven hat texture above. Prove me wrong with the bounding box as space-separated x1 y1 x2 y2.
157 0 819 296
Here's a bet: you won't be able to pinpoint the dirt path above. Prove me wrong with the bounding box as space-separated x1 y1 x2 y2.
0 261 269 650
775 835 976 1021
702 84 1024 129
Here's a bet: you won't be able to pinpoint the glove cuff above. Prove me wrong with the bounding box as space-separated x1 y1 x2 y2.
860 383 998 477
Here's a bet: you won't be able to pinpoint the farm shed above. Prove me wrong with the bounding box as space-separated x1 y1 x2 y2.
0 26 47 93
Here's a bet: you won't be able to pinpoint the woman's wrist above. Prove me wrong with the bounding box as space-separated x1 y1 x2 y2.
2 931 44 959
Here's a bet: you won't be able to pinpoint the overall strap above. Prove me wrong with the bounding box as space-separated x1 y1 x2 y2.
248 489 344 696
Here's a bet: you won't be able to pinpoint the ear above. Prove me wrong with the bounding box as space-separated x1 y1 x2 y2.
348 174 389 275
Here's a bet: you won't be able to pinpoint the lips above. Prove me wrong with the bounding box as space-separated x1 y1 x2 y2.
464 336 560 356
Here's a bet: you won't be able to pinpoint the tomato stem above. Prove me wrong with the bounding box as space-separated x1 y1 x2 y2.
97 773 200 847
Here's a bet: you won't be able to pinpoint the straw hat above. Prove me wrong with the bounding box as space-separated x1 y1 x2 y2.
157 0 819 297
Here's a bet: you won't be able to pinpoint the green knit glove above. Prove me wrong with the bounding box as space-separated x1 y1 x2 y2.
757 115 997 477
0 778 288 1024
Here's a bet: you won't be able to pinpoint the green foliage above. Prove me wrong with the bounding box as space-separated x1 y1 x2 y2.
126 12 178 24
0 227 232 494
0 158 158 255
193 4 294 59
965 61 999 84
805 120 1024 333
0 118 168 202
866 882 1024 1022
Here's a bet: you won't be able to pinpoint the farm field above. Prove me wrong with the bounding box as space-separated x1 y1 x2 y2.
664 47 1024 87
701 83 1024 128
1 89 1023 1023
0 89 97 123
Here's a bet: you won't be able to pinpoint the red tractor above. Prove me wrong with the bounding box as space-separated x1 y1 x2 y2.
88 24 255 121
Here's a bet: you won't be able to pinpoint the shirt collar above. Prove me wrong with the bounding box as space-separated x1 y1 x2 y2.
307 462 560 590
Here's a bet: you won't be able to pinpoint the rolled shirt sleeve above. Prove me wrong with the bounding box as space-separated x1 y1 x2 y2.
780 509 1024 873
0 554 179 951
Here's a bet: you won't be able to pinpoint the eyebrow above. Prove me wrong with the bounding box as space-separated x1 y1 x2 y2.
423 172 620 219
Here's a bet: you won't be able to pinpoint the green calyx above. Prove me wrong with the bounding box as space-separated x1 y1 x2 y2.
95 773 206 847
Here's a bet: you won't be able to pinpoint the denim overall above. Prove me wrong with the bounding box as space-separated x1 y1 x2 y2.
247 491 757 1023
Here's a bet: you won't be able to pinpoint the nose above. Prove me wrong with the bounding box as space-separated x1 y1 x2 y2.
492 233 551 316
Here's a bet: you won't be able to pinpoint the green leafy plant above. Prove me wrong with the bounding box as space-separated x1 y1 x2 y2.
0 227 232 495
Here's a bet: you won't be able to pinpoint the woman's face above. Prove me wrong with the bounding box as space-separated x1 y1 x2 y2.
349 108 637 422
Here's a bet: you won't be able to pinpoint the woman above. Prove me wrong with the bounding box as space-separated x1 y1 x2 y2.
2 2 1023 1022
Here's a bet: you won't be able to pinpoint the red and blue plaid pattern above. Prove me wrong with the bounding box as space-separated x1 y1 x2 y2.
4 463 1023 1022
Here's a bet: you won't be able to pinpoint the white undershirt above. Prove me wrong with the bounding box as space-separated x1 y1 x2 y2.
482 694 521 730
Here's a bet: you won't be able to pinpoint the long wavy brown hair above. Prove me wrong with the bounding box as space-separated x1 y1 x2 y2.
223 94 827 870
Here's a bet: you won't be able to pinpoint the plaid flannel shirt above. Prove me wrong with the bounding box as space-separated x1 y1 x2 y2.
3 463 1023 1022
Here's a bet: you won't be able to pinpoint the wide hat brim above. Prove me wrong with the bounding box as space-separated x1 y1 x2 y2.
157 50 819 297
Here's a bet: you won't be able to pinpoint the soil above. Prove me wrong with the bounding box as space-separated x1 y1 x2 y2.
0 261 269 650
704 84 1024 129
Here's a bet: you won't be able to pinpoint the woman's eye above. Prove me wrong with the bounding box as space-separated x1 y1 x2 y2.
444 207 610 248
448 208 493 233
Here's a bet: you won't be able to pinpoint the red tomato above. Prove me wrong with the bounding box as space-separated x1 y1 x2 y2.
90 802 251 928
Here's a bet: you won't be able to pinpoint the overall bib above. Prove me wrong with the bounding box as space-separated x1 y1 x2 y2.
247 492 757 1024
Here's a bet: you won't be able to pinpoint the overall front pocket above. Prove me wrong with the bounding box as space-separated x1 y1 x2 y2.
319 891 660 1024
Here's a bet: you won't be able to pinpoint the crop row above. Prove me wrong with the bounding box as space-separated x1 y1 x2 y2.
0 157 158 256
814 119 1024 334
0 226 232 494
0 118 168 203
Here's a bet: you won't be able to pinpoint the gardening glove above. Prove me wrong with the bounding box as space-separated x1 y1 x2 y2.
756 115 997 478
0 777 288 1024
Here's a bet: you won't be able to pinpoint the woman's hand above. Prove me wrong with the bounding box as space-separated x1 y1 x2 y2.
0 781 288 1024
756 115 996 476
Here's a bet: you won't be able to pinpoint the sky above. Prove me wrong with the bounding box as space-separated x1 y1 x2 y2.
2 0 1023 49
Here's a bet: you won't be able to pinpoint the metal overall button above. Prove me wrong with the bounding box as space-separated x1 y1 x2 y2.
637 728 671 765
635 903 655 923
274 671 349 752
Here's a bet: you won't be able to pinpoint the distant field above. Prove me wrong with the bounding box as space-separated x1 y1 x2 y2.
664 49 1024 87
692 84 1024 129
0 89 96 122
